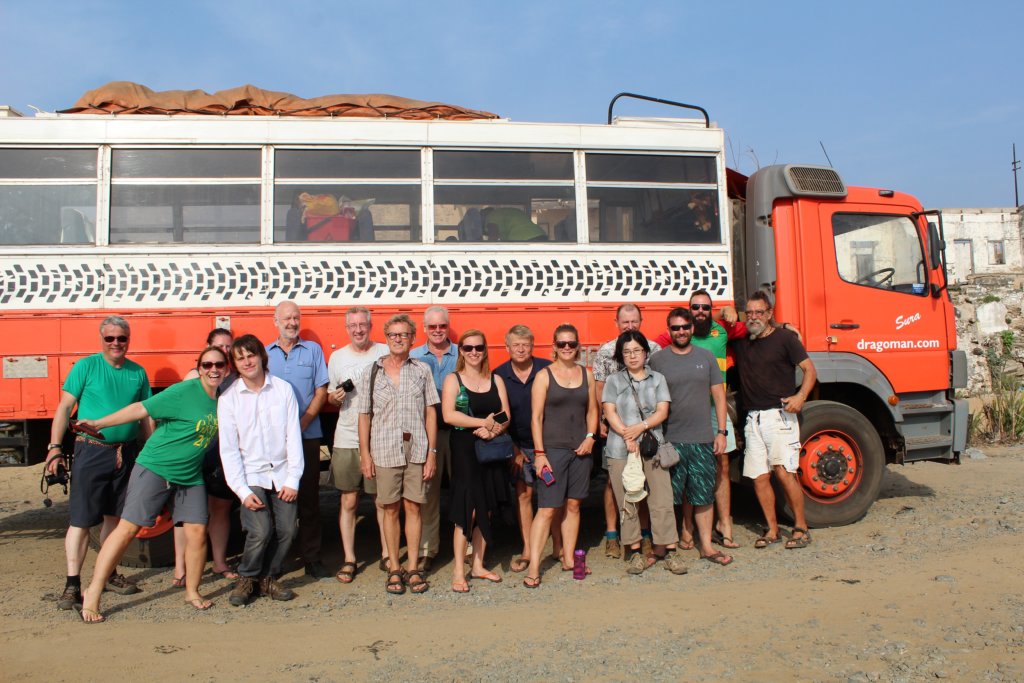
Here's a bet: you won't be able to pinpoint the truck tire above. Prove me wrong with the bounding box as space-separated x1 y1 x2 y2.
88 524 176 569
775 400 885 528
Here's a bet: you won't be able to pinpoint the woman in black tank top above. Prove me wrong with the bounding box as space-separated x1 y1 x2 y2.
523 323 598 587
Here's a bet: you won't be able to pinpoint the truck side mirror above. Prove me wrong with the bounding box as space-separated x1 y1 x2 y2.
927 222 943 269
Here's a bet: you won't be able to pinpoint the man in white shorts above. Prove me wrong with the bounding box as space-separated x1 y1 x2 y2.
733 290 817 550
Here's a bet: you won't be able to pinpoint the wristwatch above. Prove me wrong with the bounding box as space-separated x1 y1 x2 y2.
717 429 728 436
584 432 595 439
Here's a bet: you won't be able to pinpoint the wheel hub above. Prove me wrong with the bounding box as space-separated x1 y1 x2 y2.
799 431 860 499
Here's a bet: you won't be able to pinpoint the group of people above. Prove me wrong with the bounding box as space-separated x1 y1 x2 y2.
43 291 817 622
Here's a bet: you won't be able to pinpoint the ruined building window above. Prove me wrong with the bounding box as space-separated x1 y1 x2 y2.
989 240 1006 265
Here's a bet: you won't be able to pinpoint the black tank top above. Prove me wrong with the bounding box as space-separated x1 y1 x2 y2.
541 366 589 449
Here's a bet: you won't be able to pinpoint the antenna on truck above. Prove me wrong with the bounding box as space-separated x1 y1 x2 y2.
819 141 835 168
607 93 709 128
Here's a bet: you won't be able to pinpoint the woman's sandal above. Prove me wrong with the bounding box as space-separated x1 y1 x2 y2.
185 596 214 610
211 567 240 580
785 527 813 549
335 562 357 584
405 570 430 594
451 579 470 593
385 570 406 595
75 605 106 624
509 557 530 573
470 571 503 583
171 575 186 588
522 575 542 589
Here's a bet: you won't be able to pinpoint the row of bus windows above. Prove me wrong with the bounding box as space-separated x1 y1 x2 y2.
0 149 720 245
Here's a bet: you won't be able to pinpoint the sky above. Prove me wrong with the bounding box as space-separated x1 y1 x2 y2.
1 1 1021 208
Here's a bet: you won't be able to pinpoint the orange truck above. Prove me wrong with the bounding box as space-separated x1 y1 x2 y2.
0 90 966 561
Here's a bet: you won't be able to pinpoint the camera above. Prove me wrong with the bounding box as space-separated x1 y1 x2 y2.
45 463 70 488
340 378 356 393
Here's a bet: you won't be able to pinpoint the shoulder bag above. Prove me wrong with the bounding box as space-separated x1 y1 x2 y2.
457 375 514 464
627 376 659 459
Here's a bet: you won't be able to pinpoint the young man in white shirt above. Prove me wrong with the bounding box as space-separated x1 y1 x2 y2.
219 334 305 606
327 306 389 583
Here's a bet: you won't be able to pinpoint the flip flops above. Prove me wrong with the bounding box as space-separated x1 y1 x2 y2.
509 557 530 573
712 530 741 549
700 551 734 567
451 579 470 593
522 575 542 589
185 597 214 610
470 571 503 583
74 605 105 624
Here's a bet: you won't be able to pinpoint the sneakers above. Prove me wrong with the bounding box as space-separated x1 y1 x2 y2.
229 576 257 606
260 576 296 602
57 585 82 610
604 536 622 559
105 573 140 595
625 550 648 575
640 537 653 558
662 549 689 575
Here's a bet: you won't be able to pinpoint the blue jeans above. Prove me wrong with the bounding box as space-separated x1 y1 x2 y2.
238 486 298 578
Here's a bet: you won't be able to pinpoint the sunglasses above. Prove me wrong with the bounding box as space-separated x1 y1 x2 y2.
669 324 693 332
461 344 486 353
554 340 580 349
427 323 448 331
200 361 228 370
690 303 712 311
103 335 129 343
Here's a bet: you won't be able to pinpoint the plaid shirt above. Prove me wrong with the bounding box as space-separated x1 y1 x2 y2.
592 337 662 382
357 356 439 468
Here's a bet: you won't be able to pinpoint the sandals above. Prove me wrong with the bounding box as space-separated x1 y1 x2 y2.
509 557 530 573
185 596 214 610
75 605 106 624
754 534 782 549
451 579 470 593
404 570 430 594
385 570 406 595
211 567 240 580
700 551 734 566
335 562 357 584
171 575 186 588
712 530 741 549
522 575 542 589
470 571 503 583
785 527 813 549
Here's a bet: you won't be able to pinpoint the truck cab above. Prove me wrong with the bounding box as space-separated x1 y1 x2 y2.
738 164 968 526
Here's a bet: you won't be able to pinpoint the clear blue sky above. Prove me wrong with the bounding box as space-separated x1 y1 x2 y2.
2 1 1021 208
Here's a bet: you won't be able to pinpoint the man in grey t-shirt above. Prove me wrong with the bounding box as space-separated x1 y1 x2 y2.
649 307 732 567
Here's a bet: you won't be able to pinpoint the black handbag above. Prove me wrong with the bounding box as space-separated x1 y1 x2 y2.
628 376 659 459
457 374 514 464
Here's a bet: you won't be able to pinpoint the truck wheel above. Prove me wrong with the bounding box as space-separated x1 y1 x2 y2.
775 400 885 528
88 514 177 569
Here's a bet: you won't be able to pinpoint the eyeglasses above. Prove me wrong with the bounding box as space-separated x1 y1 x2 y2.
669 324 693 332
621 348 646 357
200 361 228 370
426 323 448 331
690 303 712 311
386 332 414 340
346 322 369 329
103 335 129 343
745 309 770 317
554 340 579 349
461 344 486 353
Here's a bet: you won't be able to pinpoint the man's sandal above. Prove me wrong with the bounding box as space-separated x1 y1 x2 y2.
785 528 812 549
385 570 406 595
712 530 741 549
335 562 357 584
405 570 430 594
754 534 782 549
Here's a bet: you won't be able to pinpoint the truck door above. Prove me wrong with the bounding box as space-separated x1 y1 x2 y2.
819 207 951 396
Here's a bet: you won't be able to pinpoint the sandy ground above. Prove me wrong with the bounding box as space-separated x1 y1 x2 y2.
1 448 1023 683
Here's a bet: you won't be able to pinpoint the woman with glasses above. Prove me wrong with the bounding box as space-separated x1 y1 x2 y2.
440 329 512 593
602 331 686 575
523 323 598 587
76 346 229 621
177 329 238 586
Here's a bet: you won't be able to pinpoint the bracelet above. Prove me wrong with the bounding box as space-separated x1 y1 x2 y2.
534 450 546 455
642 421 650 430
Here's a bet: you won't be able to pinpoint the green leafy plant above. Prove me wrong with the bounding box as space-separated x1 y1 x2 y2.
1002 330 1015 355
981 294 1001 303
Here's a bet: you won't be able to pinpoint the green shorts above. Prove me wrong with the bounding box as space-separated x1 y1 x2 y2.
670 442 716 507
331 447 376 495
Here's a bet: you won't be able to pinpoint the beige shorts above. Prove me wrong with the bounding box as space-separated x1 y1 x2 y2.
331 447 376 495
374 442 430 506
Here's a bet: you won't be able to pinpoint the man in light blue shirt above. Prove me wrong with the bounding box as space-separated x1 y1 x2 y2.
409 305 458 571
267 301 329 579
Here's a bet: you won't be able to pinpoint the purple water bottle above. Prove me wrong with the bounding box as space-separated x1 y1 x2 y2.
572 549 587 580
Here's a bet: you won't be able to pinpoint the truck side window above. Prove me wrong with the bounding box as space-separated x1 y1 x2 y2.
832 213 928 295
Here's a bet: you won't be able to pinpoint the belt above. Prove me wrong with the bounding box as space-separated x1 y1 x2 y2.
75 435 130 469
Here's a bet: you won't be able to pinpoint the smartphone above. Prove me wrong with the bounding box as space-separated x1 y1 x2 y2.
539 466 555 486
70 419 104 440
493 410 509 425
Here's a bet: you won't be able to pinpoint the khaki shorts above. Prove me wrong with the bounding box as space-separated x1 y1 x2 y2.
331 447 377 495
374 442 430 506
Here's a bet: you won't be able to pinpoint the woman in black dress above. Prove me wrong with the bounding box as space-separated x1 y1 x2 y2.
441 329 512 593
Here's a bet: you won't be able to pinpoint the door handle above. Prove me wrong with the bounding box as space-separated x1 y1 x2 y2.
829 322 860 330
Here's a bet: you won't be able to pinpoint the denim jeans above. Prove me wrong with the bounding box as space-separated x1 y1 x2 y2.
238 486 298 578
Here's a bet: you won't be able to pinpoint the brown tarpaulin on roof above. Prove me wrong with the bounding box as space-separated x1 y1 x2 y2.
59 81 499 120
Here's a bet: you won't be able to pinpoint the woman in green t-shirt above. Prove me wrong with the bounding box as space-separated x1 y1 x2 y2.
75 346 228 623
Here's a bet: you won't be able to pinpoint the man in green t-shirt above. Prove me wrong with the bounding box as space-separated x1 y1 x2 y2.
482 207 548 242
45 316 152 610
